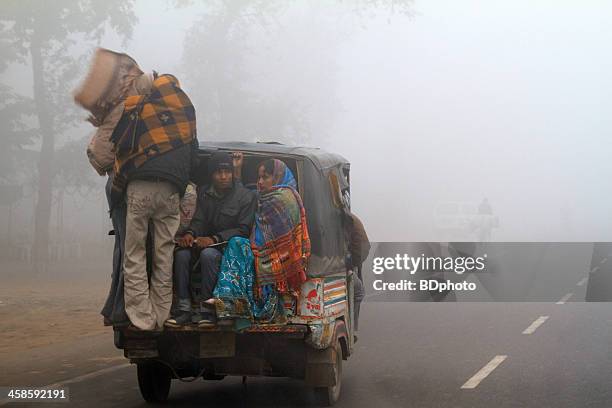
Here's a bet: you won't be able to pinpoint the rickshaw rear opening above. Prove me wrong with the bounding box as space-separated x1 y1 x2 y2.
115 142 356 406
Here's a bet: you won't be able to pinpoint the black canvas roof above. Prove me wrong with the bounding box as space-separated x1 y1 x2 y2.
198 141 349 170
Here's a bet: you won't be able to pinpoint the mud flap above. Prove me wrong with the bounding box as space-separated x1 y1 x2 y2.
304 346 337 387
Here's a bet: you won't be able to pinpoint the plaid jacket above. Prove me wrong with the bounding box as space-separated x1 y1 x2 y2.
110 74 196 194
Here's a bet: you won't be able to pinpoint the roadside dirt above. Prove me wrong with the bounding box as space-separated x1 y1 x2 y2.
0 261 112 359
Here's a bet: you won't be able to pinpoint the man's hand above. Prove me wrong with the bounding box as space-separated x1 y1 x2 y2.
232 151 244 169
178 233 194 248
195 236 215 249
232 151 243 180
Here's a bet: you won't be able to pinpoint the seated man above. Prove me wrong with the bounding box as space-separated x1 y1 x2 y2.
175 182 198 239
166 152 257 327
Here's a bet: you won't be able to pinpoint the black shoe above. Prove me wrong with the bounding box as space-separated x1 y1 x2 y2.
113 320 130 328
125 323 162 335
197 310 217 328
165 311 192 327
217 319 234 327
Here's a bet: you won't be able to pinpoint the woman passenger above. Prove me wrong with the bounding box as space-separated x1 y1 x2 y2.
212 158 310 325
251 159 311 305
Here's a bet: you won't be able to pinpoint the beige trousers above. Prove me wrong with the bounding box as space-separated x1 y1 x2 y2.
123 180 180 330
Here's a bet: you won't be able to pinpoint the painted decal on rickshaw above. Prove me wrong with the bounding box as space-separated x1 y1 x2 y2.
306 285 322 312
323 276 347 316
299 279 323 317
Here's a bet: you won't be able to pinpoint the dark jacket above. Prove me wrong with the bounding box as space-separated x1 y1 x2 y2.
186 181 257 242
128 138 199 196
346 212 371 268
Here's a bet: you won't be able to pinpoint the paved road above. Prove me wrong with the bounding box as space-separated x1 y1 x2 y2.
3 255 612 407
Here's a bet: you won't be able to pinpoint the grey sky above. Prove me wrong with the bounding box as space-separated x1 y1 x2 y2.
327 0 612 241
3 0 611 242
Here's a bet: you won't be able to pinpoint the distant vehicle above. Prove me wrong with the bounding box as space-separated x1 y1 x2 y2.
434 201 498 241
114 142 357 406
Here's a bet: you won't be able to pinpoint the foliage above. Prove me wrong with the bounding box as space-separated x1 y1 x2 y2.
179 0 412 144
0 84 36 180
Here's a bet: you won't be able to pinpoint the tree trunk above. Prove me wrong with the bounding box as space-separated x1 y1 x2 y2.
30 35 55 263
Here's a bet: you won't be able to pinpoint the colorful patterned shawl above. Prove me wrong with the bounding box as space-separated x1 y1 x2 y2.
251 160 310 294
110 74 196 194
213 237 280 325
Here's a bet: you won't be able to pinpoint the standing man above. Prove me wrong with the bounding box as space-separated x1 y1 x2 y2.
74 49 151 327
346 212 370 338
166 152 257 327
477 197 495 242
112 74 198 331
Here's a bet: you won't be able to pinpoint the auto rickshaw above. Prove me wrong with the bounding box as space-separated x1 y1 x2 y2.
114 141 357 406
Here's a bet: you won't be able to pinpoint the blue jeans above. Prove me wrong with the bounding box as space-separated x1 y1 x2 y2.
173 247 222 312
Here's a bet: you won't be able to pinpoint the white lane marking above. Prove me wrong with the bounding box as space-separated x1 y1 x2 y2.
577 277 588 287
591 266 599 273
556 293 573 304
522 316 549 334
461 355 507 389
0 363 131 406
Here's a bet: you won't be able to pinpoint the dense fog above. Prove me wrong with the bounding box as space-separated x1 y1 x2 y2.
1 0 612 275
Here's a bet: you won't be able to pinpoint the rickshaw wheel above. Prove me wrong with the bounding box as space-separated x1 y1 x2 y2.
137 362 171 403
314 337 343 406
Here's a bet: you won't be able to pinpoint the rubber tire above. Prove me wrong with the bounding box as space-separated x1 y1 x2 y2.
137 362 171 403
314 337 343 406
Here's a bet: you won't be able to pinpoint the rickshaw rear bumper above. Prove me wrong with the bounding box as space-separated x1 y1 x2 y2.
117 319 347 383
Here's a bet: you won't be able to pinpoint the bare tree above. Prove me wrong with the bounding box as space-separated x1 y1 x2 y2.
0 0 136 262
180 0 412 144
0 84 35 181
